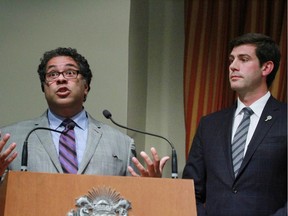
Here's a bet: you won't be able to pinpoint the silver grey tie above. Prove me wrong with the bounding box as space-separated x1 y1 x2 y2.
232 107 254 176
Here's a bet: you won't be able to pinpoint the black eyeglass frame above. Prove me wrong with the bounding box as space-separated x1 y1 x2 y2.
45 70 79 82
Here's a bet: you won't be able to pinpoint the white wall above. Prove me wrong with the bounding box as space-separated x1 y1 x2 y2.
128 0 185 178
128 1 149 155
0 0 131 127
145 1 185 177
0 0 185 178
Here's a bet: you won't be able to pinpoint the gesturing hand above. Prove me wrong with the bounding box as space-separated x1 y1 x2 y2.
128 147 169 178
0 132 17 176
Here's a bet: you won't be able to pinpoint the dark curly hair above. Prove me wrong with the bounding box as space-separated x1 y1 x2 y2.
229 33 281 88
37 47 92 92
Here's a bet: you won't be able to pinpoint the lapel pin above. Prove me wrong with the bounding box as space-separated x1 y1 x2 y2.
265 115 272 122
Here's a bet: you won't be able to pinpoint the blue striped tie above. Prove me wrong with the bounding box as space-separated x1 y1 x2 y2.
59 119 78 174
232 107 253 176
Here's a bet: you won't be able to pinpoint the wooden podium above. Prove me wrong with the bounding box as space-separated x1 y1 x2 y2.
0 171 196 215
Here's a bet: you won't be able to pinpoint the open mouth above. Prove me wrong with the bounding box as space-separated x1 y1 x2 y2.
56 87 70 96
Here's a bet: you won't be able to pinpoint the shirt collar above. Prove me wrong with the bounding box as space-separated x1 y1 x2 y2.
47 109 88 130
235 91 271 118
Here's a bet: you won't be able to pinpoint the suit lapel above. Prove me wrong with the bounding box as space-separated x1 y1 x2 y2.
237 97 279 177
77 116 102 174
32 113 103 174
220 106 237 179
33 113 63 172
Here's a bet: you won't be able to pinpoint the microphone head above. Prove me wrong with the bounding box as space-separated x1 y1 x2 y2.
67 121 76 129
103 109 112 119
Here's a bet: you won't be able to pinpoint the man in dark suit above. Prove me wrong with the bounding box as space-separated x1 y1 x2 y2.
182 33 287 215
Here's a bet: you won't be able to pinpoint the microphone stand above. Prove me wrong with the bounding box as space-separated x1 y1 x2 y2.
103 110 178 178
21 127 65 171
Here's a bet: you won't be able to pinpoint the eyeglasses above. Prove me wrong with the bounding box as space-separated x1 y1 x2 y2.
45 70 79 82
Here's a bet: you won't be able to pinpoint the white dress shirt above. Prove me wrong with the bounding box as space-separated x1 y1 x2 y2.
232 91 271 155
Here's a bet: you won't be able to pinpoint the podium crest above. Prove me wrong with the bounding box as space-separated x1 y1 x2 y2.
67 186 132 216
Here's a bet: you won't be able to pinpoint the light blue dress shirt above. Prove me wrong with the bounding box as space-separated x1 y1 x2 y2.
47 109 88 165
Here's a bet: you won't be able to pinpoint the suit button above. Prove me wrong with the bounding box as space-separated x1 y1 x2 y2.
232 188 238 193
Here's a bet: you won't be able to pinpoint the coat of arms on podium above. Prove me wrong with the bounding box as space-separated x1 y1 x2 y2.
67 186 132 216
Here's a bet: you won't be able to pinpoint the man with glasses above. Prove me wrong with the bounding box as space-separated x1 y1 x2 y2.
0 47 165 177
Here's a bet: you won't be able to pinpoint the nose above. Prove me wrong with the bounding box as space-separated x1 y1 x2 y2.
56 73 68 84
229 59 238 72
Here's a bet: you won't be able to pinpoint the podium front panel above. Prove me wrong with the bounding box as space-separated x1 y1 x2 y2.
0 171 197 215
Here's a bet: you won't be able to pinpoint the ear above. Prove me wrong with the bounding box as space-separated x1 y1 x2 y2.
84 81 90 95
85 82 89 92
261 61 274 77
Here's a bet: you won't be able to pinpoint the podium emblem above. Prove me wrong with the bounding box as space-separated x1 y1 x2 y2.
67 186 132 216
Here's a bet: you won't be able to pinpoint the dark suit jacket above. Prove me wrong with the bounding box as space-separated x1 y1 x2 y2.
183 96 287 216
1 111 136 176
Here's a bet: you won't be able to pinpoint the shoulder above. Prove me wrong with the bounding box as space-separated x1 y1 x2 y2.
265 96 287 114
201 106 235 123
86 113 113 131
1 115 46 131
87 114 131 139
0 114 47 146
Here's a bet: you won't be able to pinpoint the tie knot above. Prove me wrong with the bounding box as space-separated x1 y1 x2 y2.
242 107 253 117
61 119 75 129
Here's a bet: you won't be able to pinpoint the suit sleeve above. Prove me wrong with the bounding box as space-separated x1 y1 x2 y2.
271 202 287 216
182 118 206 215
126 138 139 176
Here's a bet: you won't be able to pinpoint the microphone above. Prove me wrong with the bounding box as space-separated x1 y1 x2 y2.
103 109 178 178
21 122 75 171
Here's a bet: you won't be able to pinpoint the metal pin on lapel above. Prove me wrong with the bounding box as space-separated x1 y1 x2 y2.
265 115 272 121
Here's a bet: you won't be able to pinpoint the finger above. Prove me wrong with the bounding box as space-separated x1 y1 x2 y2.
2 152 17 168
150 147 161 173
0 141 17 168
140 151 156 176
0 142 17 161
140 151 153 166
0 133 11 151
0 148 17 176
159 156 170 172
131 157 149 177
127 166 139 177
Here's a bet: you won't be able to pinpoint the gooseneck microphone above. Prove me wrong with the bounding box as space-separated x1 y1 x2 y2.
102 109 178 178
21 122 75 171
